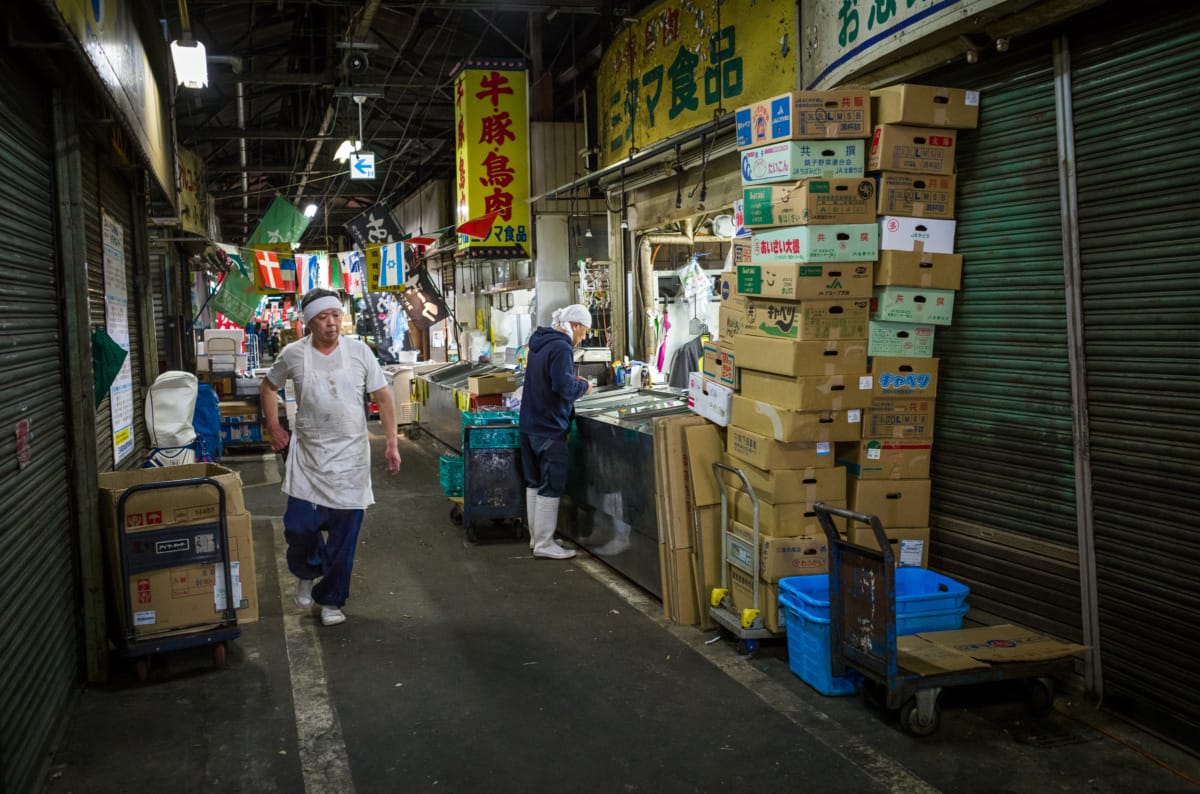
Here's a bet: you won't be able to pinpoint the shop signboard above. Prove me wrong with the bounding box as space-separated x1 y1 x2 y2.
177 147 207 236
453 59 531 257
597 0 797 169
102 212 135 465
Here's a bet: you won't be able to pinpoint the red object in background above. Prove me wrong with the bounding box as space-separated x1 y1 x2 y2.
469 394 504 411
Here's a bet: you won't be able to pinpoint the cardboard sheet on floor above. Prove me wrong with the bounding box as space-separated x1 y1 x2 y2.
897 635 989 676
917 624 1090 663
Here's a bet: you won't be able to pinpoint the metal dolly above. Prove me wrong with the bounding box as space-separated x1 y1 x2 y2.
708 462 783 656
115 477 241 681
815 502 1069 737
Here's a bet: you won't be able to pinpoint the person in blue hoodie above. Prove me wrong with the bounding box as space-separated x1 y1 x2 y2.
520 303 594 559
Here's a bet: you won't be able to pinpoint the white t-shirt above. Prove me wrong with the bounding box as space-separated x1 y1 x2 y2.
267 336 388 406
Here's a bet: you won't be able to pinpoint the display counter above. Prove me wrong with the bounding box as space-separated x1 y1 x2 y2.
416 361 518 451
560 387 690 597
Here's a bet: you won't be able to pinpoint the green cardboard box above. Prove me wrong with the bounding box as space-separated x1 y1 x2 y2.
737 262 873 300
743 179 876 227
741 140 866 185
749 224 878 263
868 320 936 358
871 286 956 326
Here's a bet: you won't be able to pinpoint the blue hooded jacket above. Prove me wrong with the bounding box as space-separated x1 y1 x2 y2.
519 326 589 438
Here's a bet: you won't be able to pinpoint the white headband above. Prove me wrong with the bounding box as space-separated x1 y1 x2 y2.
302 295 342 324
552 303 592 329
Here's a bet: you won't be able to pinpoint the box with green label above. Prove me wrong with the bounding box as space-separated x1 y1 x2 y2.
868 320 936 358
743 298 869 340
737 262 873 300
871 286 956 325
750 224 878 263
741 140 866 185
743 179 877 227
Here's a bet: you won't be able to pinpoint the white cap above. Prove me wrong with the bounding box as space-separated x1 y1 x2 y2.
551 303 592 329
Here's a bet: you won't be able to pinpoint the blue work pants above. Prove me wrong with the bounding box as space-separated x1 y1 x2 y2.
283 496 365 608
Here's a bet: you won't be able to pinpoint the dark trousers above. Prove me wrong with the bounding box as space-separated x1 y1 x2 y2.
283 496 365 608
520 433 568 497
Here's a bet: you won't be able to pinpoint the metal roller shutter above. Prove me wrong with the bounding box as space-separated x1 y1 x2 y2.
922 44 1083 641
1070 3 1200 735
0 56 79 794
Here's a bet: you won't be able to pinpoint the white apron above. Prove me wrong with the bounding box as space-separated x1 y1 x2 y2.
283 338 373 509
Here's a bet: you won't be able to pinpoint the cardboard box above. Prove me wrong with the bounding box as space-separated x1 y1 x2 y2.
743 179 877 227
879 216 957 255
221 419 265 444
743 298 870 341
875 172 956 219
728 565 783 633
734 336 868 377
875 250 963 290
735 89 871 148
838 439 933 479
862 398 936 439
718 304 748 340
872 84 980 129
203 328 244 350
687 372 733 427
750 224 878 263
740 370 874 412
685 423 726 508
848 526 931 568
868 125 957 175
98 463 247 531
197 353 249 373
847 475 931 528
732 486 847 537
722 455 847 503
741 141 865 185
868 321 936 358
729 522 829 581
702 342 740 390
727 425 835 471
737 262 873 301
870 357 939 399
871 286 956 326
468 372 518 395
731 395 863 443
911 625 1090 666
732 239 752 266
718 270 744 307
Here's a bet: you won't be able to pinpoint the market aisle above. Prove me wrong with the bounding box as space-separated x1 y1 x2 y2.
44 426 1199 793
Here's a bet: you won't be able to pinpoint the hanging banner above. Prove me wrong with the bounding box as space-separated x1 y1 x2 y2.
399 267 451 330
295 252 327 294
345 202 404 249
209 267 260 327
453 58 531 257
247 243 298 294
378 241 405 289
337 250 365 294
177 146 208 236
596 0 796 168
363 244 406 293
246 196 310 246
102 211 135 465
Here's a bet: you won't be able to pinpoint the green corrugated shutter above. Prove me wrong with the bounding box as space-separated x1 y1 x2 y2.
1070 4 1200 736
922 44 1083 641
0 54 79 794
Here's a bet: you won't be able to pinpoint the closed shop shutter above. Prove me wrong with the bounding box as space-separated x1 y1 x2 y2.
149 244 167 371
922 44 1083 641
0 57 79 793
1070 3 1200 735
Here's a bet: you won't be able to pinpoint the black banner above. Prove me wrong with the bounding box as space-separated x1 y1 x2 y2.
398 266 450 330
344 202 404 248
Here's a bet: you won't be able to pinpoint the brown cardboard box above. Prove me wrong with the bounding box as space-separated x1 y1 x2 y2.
740 370 874 412
743 298 870 341
837 439 932 479
847 475 931 528
870 357 939 399
875 250 963 290
722 455 847 503
848 526 931 568
731 395 863 443
701 341 740 390
729 521 829 581
687 372 733 427
872 84 980 129
718 270 746 310
875 173 957 219
468 372 518 395
735 89 871 148
734 336 867 377
732 485 848 537
736 262 873 301
862 397 935 439
743 179 877 227
718 304 748 339
727 425 836 471
98 463 247 531
728 565 783 633
868 125 957 175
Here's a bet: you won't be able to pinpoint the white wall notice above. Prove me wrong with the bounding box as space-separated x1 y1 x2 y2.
103 211 135 465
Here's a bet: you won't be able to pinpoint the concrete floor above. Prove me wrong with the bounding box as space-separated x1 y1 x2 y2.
44 424 1200 793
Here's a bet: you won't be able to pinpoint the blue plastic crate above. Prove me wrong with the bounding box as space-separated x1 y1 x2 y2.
778 568 968 621
438 455 463 496
466 426 521 449
462 409 519 427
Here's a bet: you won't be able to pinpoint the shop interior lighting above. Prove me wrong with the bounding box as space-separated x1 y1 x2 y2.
333 139 363 162
304 203 319 218
170 39 208 88
584 226 593 238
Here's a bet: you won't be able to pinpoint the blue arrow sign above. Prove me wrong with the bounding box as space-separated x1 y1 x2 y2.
349 152 376 180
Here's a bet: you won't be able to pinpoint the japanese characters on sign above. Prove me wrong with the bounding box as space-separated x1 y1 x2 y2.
453 59 531 257
596 0 796 169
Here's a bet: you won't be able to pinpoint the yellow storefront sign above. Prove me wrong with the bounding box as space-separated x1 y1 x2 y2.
453 60 532 257
597 0 796 168
177 147 207 236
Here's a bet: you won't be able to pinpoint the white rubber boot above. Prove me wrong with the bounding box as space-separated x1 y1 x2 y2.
532 496 575 560
526 487 538 550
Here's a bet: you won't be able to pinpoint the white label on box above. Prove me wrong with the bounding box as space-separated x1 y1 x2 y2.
858 375 873 390
867 446 882 460
899 539 925 567
847 409 862 423
213 561 243 611
816 442 831 456
965 91 980 107
134 610 156 626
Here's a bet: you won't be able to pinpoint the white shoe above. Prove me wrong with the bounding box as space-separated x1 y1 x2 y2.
320 606 346 626
525 487 538 550
531 495 576 560
294 579 314 609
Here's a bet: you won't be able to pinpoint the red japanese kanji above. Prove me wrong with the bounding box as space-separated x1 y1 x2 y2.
475 71 514 108
483 187 514 221
479 112 516 146
478 150 515 188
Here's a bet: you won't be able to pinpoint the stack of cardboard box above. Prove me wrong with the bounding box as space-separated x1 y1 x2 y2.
196 329 275 447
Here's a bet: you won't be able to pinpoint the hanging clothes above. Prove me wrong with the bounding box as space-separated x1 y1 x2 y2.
667 335 705 388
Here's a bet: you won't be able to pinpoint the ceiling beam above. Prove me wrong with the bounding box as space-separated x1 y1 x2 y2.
188 128 447 141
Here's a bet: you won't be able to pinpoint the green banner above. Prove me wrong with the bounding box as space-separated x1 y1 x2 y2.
210 267 261 326
246 196 311 246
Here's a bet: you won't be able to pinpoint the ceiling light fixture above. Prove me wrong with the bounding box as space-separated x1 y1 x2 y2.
170 1 207 88
304 203 319 218
333 139 363 162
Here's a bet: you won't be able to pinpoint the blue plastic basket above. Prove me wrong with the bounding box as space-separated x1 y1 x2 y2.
466 426 521 449
778 568 969 621
462 409 519 427
439 455 463 496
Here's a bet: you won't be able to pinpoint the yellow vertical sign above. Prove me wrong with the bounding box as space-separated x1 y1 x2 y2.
453 60 531 257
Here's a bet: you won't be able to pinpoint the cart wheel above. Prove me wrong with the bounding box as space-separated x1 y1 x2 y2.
861 679 888 711
134 657 149 683
735 638 758 657
1028 677 1056 717
213 642 227 670
899 697 941 737
406 426 420 440
449 505 463 525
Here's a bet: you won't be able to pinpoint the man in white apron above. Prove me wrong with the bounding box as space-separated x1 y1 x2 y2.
261 289 401 626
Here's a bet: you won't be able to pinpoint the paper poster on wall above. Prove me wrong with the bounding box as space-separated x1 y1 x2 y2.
103 211 135 465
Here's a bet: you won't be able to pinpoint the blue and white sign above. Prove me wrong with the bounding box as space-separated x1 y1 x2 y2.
349 152 376 180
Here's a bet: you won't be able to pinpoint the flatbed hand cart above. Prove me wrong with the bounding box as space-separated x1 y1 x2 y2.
814 502 1070 737
708 462 783 656
457 413 526 543
116 477 241 682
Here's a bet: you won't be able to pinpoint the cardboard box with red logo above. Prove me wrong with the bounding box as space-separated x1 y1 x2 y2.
868 125 957 175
